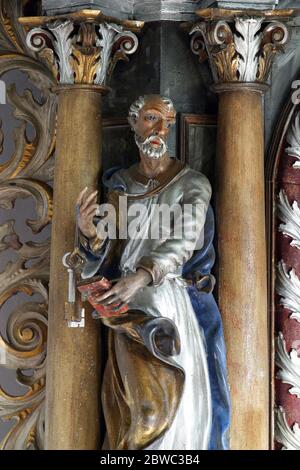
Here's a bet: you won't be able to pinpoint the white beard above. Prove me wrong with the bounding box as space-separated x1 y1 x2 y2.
135 134 167 159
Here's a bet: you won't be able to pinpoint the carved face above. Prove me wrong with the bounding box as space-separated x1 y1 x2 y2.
132 96 176 159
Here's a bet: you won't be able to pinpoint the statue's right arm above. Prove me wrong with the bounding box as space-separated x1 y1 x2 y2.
78 230 107 257
78 230 111 280
76 186 110 278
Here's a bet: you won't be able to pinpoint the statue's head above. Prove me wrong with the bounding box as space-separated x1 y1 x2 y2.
128 95 176 159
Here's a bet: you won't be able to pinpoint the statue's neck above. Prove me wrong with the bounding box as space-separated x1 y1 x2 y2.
138 153 172 179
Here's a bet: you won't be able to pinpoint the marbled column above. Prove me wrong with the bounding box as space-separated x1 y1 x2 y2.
19 10 143 449
190 7 293 449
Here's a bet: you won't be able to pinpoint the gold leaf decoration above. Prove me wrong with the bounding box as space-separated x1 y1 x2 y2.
0 84 56 182
0 0 55 451
0 0 27 54
257 43 284 83
71 47 100 84
190 18 289 85
212 43 238 82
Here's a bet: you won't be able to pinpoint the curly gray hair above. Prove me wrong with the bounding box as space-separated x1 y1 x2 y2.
128 95 176 128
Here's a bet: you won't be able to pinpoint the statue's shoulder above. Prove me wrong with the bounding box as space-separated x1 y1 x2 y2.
180 164 211 188
178 165 212 205
102 165 132 192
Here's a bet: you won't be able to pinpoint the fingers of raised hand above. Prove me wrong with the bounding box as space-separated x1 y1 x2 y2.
76 187 88 206
81 190 98 212
83 203 99 218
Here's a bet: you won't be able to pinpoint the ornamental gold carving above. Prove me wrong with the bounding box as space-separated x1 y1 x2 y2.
21 11 143 86
0 0 56 450
190 15 289 84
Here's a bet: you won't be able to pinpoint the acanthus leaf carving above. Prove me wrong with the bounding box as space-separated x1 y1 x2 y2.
46 20 74 84
275 406 300 450
285 111 300 168
72 22 100 85
276 260 300 324
276 332 300 398
257 22 288 82
234 18 262 82
25 18 140 86
190 17 289 84
277 189 300 250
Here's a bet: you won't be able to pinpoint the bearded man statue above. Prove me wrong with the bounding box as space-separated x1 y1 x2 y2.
76 95 230 450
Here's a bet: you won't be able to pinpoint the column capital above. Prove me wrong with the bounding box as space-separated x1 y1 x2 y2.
190 8 298 86
18 10 144 88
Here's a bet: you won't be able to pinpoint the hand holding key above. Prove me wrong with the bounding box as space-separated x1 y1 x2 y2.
76 187 99 240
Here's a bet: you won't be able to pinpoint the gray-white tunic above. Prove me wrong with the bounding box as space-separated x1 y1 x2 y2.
82 164 212 450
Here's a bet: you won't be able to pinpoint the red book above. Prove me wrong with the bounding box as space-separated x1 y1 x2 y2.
77 275 128 318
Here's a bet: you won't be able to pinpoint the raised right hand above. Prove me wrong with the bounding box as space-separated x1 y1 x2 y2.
76 187 99 239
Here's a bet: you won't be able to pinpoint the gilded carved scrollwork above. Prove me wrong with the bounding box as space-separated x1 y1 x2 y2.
0 0 28 53
0 181 51 449
0 1 54 91
0 217 49 450
0 85 56 182
190 16 289 84
0 0 55 450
